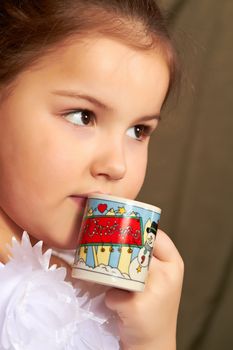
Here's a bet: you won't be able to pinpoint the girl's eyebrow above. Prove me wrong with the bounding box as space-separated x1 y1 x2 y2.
136 115 161 123
51 89 161 121
51 89 110 110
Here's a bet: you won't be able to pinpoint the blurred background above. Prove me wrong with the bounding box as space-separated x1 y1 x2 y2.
138 1 233 349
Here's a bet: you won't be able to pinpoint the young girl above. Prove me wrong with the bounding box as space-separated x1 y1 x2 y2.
0 1 184 349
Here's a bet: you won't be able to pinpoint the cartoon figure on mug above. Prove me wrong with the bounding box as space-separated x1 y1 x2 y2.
129 221 158 281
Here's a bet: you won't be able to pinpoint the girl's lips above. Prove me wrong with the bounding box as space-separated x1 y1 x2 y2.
71 192 111 210
70 192 110 207
70 196 87 208
71 191 109 199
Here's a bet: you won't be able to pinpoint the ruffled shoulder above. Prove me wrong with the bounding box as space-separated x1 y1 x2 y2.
0 232 120 350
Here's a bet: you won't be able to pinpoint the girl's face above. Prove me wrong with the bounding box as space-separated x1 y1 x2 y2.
0 36 169 248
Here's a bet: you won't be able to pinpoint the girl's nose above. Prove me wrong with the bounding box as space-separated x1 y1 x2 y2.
90 139 127 181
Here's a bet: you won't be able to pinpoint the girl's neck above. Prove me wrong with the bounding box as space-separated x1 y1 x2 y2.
0 207 23 263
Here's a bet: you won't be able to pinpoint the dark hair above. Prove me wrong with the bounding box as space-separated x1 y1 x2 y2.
0 0 179 97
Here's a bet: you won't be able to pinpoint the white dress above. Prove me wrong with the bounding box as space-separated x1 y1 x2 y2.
0 233 120 350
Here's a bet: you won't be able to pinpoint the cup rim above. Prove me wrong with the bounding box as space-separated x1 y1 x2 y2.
87 194 161 213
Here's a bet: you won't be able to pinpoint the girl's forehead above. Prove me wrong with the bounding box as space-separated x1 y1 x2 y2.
6 36 169 119
33 36 169 89
53 38 167 99
30 35 169 74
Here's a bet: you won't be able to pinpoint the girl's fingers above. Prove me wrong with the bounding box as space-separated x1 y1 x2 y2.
105 288 134 312
105 230 184 314
151 230 184 291
153 229 183 265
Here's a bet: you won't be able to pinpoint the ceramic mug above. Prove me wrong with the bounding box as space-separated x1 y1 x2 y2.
72 194 161 292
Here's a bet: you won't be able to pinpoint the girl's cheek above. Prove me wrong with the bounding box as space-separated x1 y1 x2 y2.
126 146 148 198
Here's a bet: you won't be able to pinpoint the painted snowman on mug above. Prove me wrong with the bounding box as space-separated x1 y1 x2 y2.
129 221 158 282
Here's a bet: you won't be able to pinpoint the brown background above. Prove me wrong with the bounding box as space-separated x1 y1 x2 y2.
138 1 233 349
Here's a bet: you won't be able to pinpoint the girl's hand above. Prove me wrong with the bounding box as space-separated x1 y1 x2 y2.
105 229 184 350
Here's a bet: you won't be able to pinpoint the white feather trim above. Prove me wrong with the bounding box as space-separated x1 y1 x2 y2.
0 232 119 350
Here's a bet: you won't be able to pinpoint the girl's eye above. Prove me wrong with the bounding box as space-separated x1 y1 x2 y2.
126 125 152 141
63 109 95 126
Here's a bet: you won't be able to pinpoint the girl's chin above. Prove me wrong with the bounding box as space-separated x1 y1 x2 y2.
28 226 80 250
45 237 78 250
